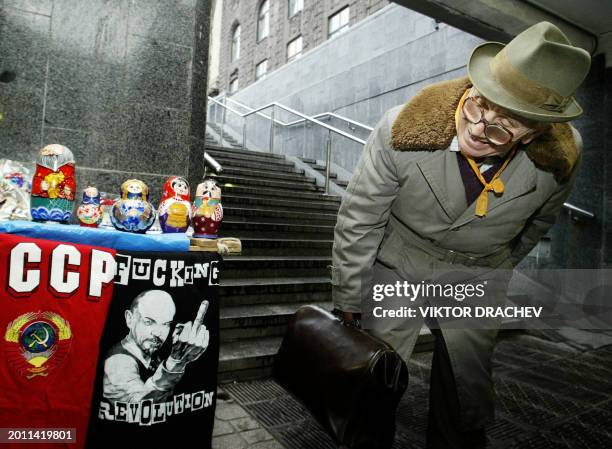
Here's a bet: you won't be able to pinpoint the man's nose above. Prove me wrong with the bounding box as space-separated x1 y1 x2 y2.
151 326 164 338
470 121 486 136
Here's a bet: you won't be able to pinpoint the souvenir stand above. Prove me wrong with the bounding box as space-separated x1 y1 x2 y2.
0 147 238 449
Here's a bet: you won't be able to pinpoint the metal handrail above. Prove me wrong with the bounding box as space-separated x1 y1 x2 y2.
241 102 367 144
224 96 374 132
310 112 374 132
207 96 368 194
208 96 366 143
563 202 595 221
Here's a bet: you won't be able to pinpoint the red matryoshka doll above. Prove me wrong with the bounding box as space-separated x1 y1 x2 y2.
192 179 223 239
30 144 76 222
158 176 191 233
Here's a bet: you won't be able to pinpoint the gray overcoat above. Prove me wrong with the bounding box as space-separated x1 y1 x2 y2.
331 77 581 429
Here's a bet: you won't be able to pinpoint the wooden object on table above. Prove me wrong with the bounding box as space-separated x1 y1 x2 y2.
190 237 241 255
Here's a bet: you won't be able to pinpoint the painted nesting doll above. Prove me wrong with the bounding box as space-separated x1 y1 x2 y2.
158 176 191 233
30 144 76 222
99 192 118 229
192 179 223 239
76 187 103 228
110 179 156 233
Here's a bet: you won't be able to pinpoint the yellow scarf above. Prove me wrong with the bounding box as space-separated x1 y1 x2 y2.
454 89 517 217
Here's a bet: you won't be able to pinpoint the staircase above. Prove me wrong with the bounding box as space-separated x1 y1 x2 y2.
299 156 349 189
206 123 242 149
209 145 341 382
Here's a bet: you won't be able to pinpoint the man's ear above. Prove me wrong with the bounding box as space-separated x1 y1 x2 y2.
125 309 133 328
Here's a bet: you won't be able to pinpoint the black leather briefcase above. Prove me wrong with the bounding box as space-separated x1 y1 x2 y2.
273 305 408 449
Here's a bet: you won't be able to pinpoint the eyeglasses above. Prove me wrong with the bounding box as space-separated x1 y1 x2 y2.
462 96 532 146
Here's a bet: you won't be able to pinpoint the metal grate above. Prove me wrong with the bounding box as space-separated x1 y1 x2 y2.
573 403 612 431
392 431 425 449
548 422 612 449
223 379 287 403
487 416 525 441
246 396 310 428
275 420 336 449
506 432 566 449
510 369 604 403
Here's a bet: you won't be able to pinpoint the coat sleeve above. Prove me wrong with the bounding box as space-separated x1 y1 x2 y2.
331 110 400 312
510 129 583 266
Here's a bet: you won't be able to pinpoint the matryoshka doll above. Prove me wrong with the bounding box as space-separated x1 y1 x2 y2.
76 186 103 227
158 176 191 233
192 179 223 239
30 144 76 222
110 179 156 233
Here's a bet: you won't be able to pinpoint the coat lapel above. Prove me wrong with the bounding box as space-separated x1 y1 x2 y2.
417 149 467 222
449 150 537 229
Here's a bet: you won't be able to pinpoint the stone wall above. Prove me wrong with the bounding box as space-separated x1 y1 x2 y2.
0 0 211 203
218 0 388 93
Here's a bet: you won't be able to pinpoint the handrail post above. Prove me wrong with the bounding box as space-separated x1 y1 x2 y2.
242 120 247 150
325 130 332 195
221 98 227 146
269 107 275 153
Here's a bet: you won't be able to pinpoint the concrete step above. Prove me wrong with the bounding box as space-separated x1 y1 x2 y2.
238 238 333 257
218 277 331 307
206 150 294 168
223 194 341 213
221 256 331 279
223 206 338 225
213 157 299 174
218 336 281 382
210 174 318 192
220 220 335 239
220 166 311 183
308 164 340 179
219 301 332 342
205 144 286 160
222 185 341 203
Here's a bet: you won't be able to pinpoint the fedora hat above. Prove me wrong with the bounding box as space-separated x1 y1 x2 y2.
468 21 591 122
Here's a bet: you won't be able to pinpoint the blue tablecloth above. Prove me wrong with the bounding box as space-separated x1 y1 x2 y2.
0 220 190 252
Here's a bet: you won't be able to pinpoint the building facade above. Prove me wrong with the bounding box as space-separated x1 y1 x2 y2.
216 0 388 95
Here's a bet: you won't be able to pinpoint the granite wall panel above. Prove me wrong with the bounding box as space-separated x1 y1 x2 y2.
125 35 192 110
0 0 210 201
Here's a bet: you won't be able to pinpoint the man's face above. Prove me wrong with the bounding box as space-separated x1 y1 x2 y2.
125 291 176 357
456 89 538 158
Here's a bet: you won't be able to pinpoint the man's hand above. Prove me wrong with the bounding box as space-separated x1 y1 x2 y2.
166 300 210 372
331 308 362 328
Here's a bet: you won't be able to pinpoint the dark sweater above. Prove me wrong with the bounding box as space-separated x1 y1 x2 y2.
456 152 507 206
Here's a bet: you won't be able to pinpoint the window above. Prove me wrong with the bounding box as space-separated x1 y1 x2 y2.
328 7 350 39
229 77 239 94
288 0 303 17
231 25 241 61
255 59 268 80
287 36 303 62
257 0 270 42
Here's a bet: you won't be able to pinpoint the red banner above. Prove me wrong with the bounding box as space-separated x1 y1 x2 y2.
0 234 115 449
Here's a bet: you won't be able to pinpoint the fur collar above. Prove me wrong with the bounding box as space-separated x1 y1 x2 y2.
391 76 579 181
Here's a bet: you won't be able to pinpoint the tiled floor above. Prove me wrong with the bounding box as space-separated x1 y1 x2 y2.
214 331 612 448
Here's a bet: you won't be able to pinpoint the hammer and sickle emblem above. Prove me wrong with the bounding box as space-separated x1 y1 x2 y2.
27 327 50 349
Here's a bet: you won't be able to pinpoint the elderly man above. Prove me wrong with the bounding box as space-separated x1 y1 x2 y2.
103 290 209 404
331 22 590 448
